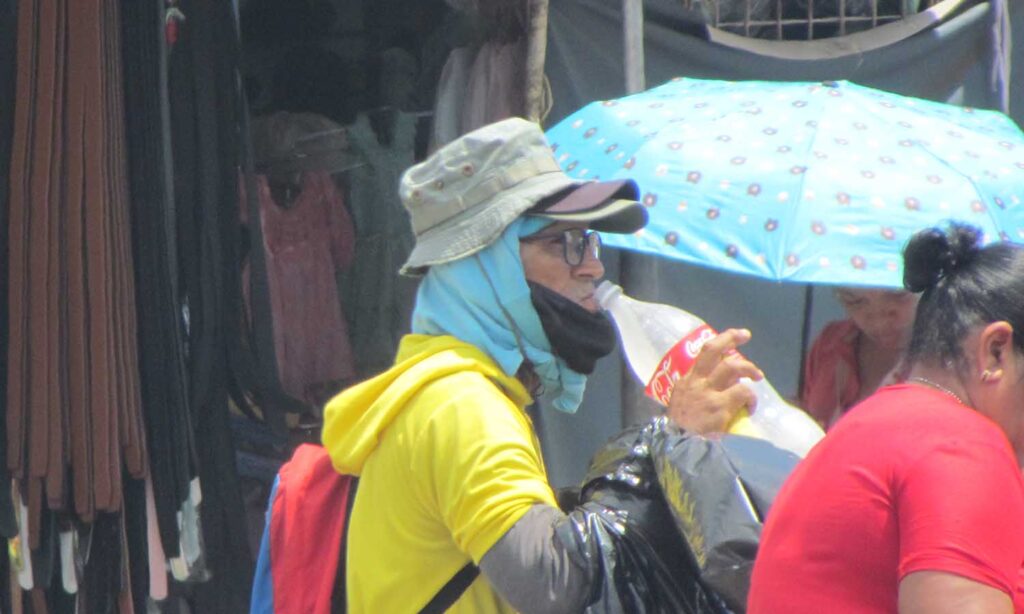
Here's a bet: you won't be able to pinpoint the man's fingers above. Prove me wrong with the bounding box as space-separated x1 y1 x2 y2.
666 326 768 434
690 328 753 377
706 354 764 390
721 382 758 416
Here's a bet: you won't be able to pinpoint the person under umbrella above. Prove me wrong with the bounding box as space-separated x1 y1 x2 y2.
800 286 919 429
320 118 764 613
749 222 1024 613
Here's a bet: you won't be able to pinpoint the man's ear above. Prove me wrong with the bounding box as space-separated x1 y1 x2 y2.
977 321 1015 383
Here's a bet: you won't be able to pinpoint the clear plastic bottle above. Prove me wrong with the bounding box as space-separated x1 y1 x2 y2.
595 280 824 457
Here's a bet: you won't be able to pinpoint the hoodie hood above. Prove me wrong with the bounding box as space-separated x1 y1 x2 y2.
321 334 533 475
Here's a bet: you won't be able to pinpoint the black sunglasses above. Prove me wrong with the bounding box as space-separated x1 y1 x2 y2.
520 228 602 266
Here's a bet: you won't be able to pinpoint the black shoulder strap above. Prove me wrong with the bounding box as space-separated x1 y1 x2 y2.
331 476 359 614
418 562 480 614
332 475 481 613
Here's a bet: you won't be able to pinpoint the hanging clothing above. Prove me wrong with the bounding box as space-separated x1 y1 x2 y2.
247 170 356 405
0 0 19 563
430 46 474 151
339 113 418 377
120 0 192 593
461 40 526 136
430 38 527 152
168 0 255 610
8 0 146 541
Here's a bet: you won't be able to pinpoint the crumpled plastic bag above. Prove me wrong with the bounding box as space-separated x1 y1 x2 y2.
556 419 731 614
557 417 798 613
651 419 799 612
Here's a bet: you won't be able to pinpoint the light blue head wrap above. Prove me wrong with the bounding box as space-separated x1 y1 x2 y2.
411 216 587 413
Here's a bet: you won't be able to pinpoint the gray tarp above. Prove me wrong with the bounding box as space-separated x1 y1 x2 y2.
545 0 1006 126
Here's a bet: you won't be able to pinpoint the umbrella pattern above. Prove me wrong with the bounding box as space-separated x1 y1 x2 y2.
546 78 1024 287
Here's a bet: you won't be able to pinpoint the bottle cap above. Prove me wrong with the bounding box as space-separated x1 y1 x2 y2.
594 280 622 310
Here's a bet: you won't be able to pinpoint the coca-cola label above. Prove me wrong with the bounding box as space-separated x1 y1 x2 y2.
645 324 718 405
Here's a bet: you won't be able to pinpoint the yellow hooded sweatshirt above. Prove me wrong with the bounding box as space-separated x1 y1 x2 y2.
321 334 558 613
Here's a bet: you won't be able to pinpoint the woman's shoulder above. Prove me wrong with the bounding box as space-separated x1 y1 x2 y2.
847 385 1010 445
811 319 860 348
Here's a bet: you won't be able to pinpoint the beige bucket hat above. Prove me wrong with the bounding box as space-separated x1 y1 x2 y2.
399 117 647 276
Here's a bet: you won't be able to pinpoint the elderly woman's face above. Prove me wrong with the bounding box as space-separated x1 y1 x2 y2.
836 288 918 350
520 222 605 312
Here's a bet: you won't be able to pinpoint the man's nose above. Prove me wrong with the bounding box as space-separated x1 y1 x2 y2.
572 248 605 279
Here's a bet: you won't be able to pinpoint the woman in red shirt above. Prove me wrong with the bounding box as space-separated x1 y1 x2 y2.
750 222 1024 614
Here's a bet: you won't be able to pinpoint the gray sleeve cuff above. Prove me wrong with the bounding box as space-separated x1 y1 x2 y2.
479 504 594 614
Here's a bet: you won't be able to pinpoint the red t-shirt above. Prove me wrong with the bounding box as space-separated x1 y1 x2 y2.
748 384 1024 613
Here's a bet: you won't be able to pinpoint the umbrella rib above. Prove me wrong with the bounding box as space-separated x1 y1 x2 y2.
774 87 826 282
912 139 1006 240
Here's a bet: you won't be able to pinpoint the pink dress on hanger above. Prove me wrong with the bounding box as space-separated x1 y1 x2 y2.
250 170 356 406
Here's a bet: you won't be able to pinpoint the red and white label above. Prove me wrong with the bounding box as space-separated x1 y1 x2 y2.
645 324 718 405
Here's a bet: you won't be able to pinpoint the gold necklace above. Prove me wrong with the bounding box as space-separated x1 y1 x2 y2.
908 376 966 406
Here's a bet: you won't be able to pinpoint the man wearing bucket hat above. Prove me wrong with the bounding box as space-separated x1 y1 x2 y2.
320 118 763 613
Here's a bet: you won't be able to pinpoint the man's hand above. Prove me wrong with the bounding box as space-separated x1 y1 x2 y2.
666 328 764 434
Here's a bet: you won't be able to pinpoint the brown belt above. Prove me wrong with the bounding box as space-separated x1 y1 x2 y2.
7 0 148 547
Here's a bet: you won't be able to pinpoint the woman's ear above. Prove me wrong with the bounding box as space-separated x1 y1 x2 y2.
976 321 1015 383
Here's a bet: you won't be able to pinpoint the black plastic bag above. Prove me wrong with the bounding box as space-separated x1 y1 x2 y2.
559 417 799 613
556 420 732 614
651 419 800 612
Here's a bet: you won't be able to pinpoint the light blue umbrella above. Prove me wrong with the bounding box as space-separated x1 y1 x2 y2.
546 78 1024 288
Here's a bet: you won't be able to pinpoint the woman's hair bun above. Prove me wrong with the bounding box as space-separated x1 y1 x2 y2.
902 222 982 293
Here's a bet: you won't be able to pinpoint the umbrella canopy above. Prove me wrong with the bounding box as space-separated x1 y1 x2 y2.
546 78 1024 287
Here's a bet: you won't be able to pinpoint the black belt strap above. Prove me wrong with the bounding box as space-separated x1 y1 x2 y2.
332 476 481 614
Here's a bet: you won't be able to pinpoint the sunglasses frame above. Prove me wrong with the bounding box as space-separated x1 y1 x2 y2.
520 228 602 267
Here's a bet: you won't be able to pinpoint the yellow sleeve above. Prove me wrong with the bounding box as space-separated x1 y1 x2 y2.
410 372 558 563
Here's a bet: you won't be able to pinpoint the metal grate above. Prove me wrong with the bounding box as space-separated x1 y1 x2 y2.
687 0 941 40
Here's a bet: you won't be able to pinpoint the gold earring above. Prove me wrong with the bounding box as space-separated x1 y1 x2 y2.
981 369 993 382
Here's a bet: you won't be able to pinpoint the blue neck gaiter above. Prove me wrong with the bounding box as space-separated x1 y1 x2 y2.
411 217 587 413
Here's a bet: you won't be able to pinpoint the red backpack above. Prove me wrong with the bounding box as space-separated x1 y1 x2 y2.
251 444 477 614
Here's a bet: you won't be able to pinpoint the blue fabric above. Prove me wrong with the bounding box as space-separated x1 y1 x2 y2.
250 476 279 614
411 217 588 413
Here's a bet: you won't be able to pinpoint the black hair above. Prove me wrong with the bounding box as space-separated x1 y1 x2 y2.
903 222 1024 371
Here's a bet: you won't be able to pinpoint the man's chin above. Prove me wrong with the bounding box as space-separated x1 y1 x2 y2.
579 298 599 313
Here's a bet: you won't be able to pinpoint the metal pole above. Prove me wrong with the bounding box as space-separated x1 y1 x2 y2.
524 0 550 122
622 0 645 94
796 284 814 398
620 0 658 427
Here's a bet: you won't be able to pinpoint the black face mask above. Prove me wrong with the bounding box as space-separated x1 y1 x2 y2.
528 281 618 375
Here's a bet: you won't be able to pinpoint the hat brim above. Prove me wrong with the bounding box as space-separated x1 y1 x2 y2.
529 179 648 234
533 197 648 234
399 171 581 276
